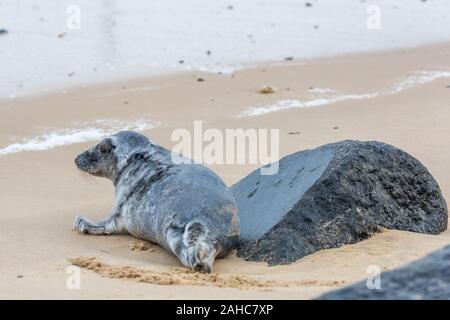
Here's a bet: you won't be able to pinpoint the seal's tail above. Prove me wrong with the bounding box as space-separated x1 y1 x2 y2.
183 221 216 273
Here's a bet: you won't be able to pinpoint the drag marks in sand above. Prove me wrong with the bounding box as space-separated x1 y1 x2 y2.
128 239 157 252
0 119 158 156
239 71 450 117
68 256 346 290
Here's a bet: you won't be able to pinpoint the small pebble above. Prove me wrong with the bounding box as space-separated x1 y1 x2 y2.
333 126 339 130
17 275 23 279
178 60 184 64
284 57 294 61
258 85 278 94
57 32 66 38
288 132 300 135
197 78 205 82
0 28 9 35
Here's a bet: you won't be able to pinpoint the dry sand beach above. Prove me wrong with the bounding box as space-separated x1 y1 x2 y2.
1 41 450 299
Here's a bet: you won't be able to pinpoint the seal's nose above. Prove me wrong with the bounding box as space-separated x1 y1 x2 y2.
74 152 87 170
74 154 82 168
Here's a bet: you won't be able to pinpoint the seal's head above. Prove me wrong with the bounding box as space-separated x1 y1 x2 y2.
75 130 151 180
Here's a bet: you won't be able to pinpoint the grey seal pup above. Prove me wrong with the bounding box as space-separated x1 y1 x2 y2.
73 131 239 273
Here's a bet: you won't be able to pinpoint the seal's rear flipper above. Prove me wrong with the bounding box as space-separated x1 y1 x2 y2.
191 241 215 273
183 221 216 273
166 222 216 273
183 221 206 245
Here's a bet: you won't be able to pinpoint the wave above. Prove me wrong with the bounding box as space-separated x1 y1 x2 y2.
390 71 450 94
0 119 157 156
239 71 450 117
238 94 379 117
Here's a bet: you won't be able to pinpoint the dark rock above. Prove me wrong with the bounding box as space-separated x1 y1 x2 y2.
0 28 8 35
197 78 205 82
319 244 450 300
232 140 447 265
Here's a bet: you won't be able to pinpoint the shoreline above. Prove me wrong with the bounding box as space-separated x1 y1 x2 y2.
1 41 450 299
2 41 450 162
3 40 450 103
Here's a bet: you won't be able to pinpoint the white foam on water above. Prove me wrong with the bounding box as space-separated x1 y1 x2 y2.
239 71 450 117
0 119 157 156
238 94 379 117
390 71 450 94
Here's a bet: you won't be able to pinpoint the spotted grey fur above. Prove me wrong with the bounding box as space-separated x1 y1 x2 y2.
73 131 240 273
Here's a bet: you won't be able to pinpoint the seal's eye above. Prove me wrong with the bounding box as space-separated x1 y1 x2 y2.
98 140 114 155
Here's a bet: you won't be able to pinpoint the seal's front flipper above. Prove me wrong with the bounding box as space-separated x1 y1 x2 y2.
73 216 102 234
73 214 123 235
